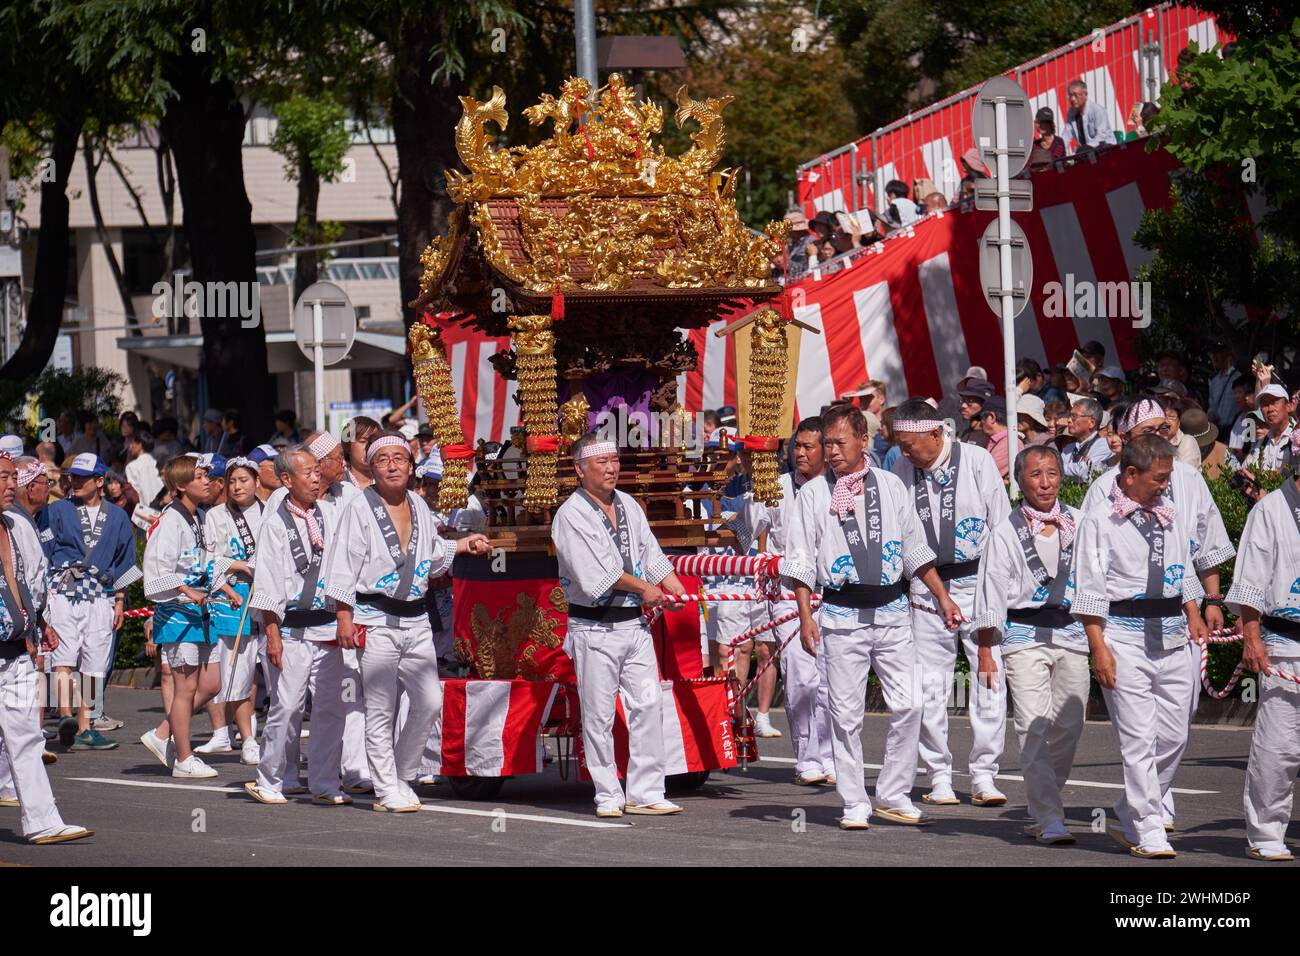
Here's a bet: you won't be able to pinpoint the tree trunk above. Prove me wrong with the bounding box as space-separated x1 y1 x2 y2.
160 50 273 441
0 113 84 387
392 7 466 333
292 152 320 301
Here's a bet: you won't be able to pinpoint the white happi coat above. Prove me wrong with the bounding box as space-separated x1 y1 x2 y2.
973 504 1086 652
1071 499 1204 648
890 438 1011 608
0 514 48 642
782 468 937 627
324 489 455 628
249 498 339 641
1227 483 1300 656
142 505 208 603
735 471 800 555
552 488 673 627
1080 460 1235 574
204 500 267 593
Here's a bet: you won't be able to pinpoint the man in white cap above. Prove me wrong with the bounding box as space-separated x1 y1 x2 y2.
786 404 962 829
1228 428 1300 861
553 432 689 817
0 451 93 844
326 430 490 812
43 454 141 751
1091 366 1127 409
974 445 1088 845
0 435 23 460
890 398 1011 807
1073 434 1208 858
1080 396 1235 831
1241 384 1295 478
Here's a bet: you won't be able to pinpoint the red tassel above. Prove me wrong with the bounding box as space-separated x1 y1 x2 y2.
551 286 565 322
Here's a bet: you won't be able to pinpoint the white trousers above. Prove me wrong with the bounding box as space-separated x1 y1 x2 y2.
821 618 922 820
779 610 833 776
1243 654 1300 856
1002 643 1089 828
912 586 1007 787
570 622 666 811
1099 637 1193 852
256 637 346 798
0 655 65 835
1160 641 1202 824
357 624 442 805
339 647 369 786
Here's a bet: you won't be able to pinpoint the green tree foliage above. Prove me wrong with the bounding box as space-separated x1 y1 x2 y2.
820 0 1143 132
673 4 859 226
270 93 352 186
1134 18 1300 372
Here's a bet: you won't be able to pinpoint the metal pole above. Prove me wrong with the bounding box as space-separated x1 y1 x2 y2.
995 97 1019 496
312 300 326 431
574 0 597 89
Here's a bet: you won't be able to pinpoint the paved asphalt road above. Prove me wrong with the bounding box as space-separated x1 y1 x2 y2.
0 688 1290 867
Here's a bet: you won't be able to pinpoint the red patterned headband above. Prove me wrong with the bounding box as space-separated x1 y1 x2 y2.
309 433 340 458
892 418 945 433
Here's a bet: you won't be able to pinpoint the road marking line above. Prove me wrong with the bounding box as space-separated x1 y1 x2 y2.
751 759 1217 795
69 777 632 829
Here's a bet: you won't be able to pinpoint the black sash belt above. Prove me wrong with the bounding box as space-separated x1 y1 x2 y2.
281 608 336 628
822 581 905 609
1263 615 1300 640
935 559 980 582
567 604 643 624
1007 606 1077 629
0 639 26 661
357 592 427 619
1109 596 1182 618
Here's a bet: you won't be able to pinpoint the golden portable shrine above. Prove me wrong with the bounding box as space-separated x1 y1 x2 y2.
407 75 797 799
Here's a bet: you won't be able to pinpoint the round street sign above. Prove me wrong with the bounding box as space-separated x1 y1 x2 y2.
972 76 1034 179
978 219 1033 320
293 280 356 367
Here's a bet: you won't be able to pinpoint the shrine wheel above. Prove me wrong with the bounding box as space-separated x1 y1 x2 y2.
446 776 507 800
665 771 711 794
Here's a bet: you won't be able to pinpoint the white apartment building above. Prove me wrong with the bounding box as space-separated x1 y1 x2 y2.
15 108 409 435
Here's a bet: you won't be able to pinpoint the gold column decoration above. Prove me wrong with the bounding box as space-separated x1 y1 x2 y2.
749 307 788 507
509 314 560 512
409 322 471 510
559 392 590 447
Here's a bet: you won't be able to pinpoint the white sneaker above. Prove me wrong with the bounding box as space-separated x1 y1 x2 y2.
752 712 782 738
172 755 218 779
240 739 261 766
140 730 175 768
195 731 234 755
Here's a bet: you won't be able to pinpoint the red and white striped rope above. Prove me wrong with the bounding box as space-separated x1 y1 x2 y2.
667 554 779 578
1198 626 1300 697
659 591 811 605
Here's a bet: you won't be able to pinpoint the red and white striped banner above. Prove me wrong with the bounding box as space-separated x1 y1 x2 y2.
580 678 737 777
425 678 560 778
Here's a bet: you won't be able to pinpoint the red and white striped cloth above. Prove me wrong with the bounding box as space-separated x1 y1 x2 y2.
424 679 560 777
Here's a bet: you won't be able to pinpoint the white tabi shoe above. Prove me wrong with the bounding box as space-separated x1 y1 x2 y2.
311 793 353 806
922 783 960 805
838 816 871 830
240 739 261 766
971 783 1008 807
1246 845 1294 862
244 781 288 805
874 805 931 826
1036 821 1076 845
194 732 234 756
752 712 783 738
624 801 683 815
596 806 624 818
794 770 827 786
28 824 93 845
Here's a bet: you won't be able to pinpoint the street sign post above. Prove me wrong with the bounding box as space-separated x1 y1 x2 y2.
293 280 357 431
972 76 1034 494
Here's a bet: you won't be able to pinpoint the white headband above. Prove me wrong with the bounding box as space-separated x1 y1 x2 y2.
309 432 340 458
892 418 945 433
226 456 257 472
576 440 618 461
365 434 412 464
1117 398 1164 435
